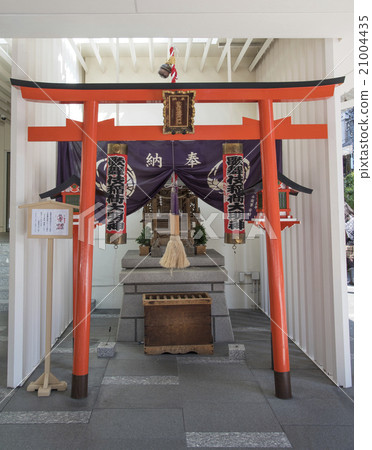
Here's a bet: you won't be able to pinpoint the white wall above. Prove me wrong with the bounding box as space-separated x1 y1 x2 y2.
256 38 352 387
86 55 262 309
8 39 82 388
0 120 10 231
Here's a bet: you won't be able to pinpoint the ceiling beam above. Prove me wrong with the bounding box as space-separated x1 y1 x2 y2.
148 38 154 72
227 45 232 82
90 39 105 73
110 38 120 78
128 38 137 72
183 38 192 72
232 38 253 72
0 46 12 67
249 38 274 72
0 100 10 113
68 39 88 73
200 38 212 72
216 38 232 73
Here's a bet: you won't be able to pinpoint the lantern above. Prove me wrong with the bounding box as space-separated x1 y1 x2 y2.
222 143 246 245
105 143 128 245
248 174 313 231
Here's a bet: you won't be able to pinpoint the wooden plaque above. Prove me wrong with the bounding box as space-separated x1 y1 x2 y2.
19 200 74 239
163 91 195 134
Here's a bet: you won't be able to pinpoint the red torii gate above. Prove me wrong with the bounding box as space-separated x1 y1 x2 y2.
11 77 344 400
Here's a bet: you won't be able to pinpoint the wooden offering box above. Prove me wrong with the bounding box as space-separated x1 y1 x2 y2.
143 293 213 355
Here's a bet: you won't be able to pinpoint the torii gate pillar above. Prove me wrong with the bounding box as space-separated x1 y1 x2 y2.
259 99 291 398
71 101 99 399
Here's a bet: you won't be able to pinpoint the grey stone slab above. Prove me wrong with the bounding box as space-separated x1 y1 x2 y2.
214 316 234 342
85 408 185 441
95 384 183 409
136 317 144 341
123 284 136 293
97 342 116 358
102 375 179 385
120 293 143 317
122 249 225 268
136 283 212 293
186 432 292 448
183 401 282 433
228 344 246 360
116 318 135 341
3 386 100 412
212 283 225 292
211 292 228 316
180 379 266 404
105 357 178 376
177 356 244 365
252 369 346 400
74 437 187 450
178 362 253 383
283 425 354 450
0 424 94 450
120 267 228 284
0 410 91 424
267 397 354 426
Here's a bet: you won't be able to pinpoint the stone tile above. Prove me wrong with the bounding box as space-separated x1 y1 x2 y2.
105 357 178 377
86 408 185 440
178 362 253 383
102 375 179 385
136 283 213 293
94 384 183 409
283 425 354 450
267 397 354 426
0 423 90 450
183 401 283 432
180 379 266 404
3 386 100 412
120 267 227 284
186 432 291 448
74 437 187 450
252 369 346 400
0 410 91 424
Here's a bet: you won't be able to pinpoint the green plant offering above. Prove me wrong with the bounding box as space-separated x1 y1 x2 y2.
136 226 152 247
193 223 208 246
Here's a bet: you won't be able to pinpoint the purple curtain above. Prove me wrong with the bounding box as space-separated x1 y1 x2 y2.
57 140 282 220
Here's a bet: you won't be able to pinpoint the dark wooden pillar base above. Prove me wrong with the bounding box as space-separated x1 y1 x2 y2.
274 371 292 399
71 374 88 399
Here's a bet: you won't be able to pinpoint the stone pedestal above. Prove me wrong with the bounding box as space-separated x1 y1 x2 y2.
117 249 234 343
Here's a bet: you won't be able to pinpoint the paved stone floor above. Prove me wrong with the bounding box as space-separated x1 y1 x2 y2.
0 307 354 449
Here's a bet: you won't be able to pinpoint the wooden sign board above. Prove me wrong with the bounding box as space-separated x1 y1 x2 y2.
19 200 74 239
163 91 195 135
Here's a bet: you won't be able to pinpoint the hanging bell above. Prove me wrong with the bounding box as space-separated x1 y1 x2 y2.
158 63 172 79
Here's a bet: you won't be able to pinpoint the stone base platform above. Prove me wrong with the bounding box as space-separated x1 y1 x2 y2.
117 249 234 344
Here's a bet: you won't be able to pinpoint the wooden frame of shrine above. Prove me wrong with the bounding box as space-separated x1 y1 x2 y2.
11 77 344 400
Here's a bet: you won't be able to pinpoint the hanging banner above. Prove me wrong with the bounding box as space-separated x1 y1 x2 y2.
223 143 246 244
57 140 282 221
105 143 128 245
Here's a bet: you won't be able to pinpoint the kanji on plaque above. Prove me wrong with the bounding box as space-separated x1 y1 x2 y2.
222 143 246 245
105 143 128 245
